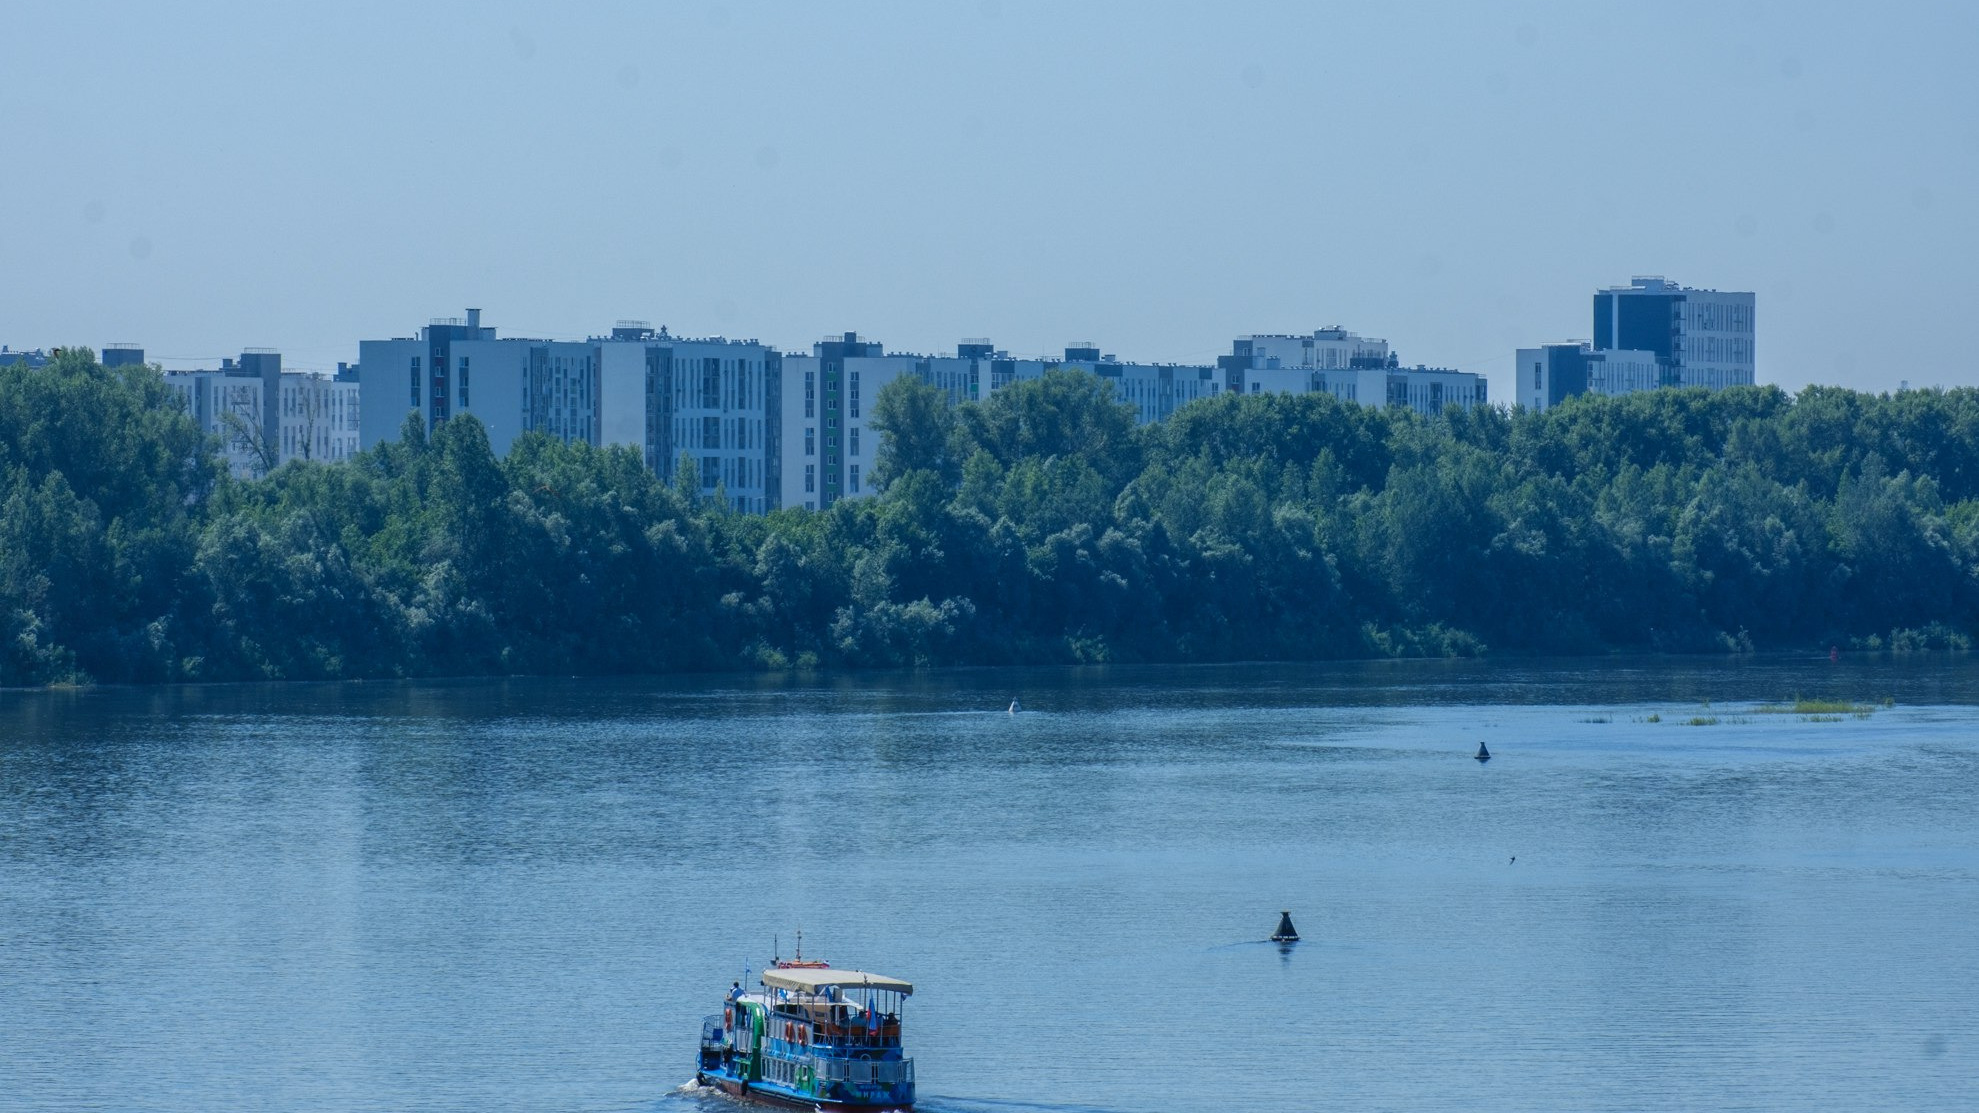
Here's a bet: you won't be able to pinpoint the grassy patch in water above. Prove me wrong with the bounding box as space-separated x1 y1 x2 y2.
1644 712 1662 723
1756 697 1882 716
1580 716 1612 724
1684 716 1721 726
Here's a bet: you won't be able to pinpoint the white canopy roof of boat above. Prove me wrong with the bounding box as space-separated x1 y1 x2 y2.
760 968 913 995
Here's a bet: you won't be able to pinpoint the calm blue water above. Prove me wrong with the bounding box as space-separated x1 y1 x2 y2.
3 658 1976 1112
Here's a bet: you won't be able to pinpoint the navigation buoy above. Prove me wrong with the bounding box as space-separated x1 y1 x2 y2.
1475 741 1492 763
1270 910 1300 943
1008 699 1020 715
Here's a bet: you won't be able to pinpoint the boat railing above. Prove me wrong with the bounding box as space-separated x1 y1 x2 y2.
815 1056 914 1086
698 1015 726 1070
765 1009 901 1050
810 1025 901 1050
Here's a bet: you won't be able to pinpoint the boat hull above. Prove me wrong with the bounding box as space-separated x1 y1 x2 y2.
699 1071 912 1112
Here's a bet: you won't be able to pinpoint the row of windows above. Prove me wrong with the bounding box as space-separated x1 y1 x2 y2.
805 426 859 458
676 416 763 451
696 453 764 492
676 357 767 413
281 425 360 461
1678 337 1755 365
800 463 863 496
1686 301 1756 334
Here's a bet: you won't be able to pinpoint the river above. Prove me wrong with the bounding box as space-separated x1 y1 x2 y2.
3 657 1975 1111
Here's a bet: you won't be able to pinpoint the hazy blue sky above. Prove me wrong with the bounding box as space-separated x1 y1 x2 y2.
5 1 1974 400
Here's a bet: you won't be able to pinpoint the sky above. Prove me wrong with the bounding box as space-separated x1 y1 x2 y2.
3 0 1975 401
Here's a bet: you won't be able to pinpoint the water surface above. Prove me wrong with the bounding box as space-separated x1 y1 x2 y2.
3 658 1975 1111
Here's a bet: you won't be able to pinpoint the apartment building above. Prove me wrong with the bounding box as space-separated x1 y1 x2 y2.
1514 343 1663 411
361 311 781 511
777 333 918 511
359 309 598 456
596 323 780 514
163 349 359 476
1594 276 1755 391
1516 277 1757 411
1220 328 1487 416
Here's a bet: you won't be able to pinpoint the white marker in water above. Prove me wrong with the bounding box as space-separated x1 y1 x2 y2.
1008 699 1021 715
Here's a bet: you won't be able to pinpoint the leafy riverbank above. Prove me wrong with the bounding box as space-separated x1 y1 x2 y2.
5 349 1979 685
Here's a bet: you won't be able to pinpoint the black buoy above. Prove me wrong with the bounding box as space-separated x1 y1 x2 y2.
1270 910 1300 943
1475 740 1491 763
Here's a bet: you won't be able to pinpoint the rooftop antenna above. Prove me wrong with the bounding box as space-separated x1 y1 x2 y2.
794 927 804 963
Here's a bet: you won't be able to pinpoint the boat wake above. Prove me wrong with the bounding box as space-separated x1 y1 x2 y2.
1208 937 1291 949
652 1080 1139 1113
654 1079 1141 1113
917 1098 1147 1113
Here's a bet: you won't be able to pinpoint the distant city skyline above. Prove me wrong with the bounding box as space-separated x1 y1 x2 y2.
4 1 1973 402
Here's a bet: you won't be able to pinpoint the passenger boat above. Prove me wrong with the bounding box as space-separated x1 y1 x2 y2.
697 951 915 1110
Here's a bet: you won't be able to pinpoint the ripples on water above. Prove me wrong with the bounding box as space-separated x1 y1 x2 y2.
2 658 1976 1112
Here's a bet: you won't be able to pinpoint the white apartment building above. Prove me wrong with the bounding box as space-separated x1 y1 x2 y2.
1220 328 1487 417
596 323 780 514
367 311 601 452
165 369 264 477
1382 366 1490 414
361 312 780 512
1515 277 1758 410
775 334 1229 510
779 334 921 511
359 309 597 457
1592 276 1756 390
1515 343 1663 411
1052 343 1220 425
164 353 361 476
277 370 360 464
1231 327 1392 372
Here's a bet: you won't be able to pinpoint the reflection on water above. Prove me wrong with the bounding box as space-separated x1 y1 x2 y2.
2 658 1977 1112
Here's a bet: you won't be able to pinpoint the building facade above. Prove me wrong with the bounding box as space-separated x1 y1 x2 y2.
277 367 361 464
101 343 146 368
362 312 780 512
0 346 52 369
164 368 264 476
1592 276 1756 391
777 334 917 511
1220 329 1486 417
1052 344 1220 425
596 324 780 514
1515 277 1757 411
1514 343 1662 412
773 335 1219 510
1228 327 1392 373
164 352 361 475
359 309 597 456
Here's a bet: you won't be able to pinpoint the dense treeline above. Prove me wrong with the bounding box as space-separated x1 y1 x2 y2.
4 348 1977 685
